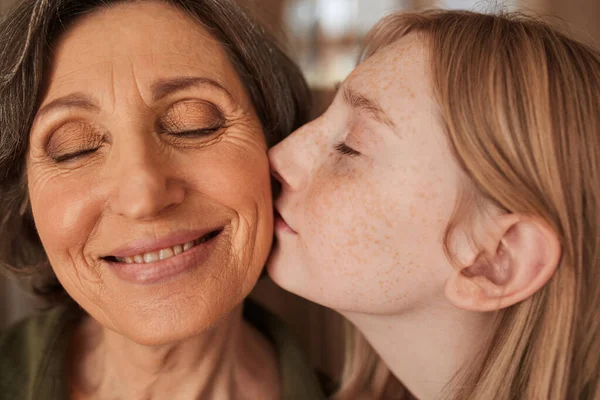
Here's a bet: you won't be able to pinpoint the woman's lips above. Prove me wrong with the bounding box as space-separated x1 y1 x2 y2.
274 211 297 234
107 228 222 258
104 229 222 285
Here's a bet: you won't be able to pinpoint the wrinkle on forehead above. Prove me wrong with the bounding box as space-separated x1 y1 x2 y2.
42 2 246 114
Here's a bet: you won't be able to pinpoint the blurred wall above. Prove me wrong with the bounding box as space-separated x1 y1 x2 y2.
0 0 13 13
547 0 600 46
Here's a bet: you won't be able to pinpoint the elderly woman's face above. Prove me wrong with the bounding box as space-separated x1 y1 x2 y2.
26 2 272 345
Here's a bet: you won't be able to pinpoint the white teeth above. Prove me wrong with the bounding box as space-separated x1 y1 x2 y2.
143 252 160 263
159 247 174 260
173 245 183 255
114 238 207 265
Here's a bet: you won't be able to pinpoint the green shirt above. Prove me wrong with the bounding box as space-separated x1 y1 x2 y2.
0 301 326 400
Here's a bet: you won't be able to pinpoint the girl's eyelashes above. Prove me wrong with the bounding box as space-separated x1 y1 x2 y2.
335 141 361 157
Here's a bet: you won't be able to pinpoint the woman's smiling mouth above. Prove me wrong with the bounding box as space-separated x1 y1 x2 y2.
103 228 224 284
111 230 221 264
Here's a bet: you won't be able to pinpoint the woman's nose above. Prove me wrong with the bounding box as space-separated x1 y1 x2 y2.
109 140 185 220
268 124 317 192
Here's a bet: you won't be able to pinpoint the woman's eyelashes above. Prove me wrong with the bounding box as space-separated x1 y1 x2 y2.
52 148 100 163
48 103 228 164
46 122 105 163
168 127 222 137
335 141 361 157
50 126 226 164
50 128 226 163
160 100 227 139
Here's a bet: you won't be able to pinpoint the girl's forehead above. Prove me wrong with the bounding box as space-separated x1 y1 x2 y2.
348 33 430 97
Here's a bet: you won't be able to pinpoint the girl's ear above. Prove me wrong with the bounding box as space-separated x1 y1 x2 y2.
445 214 561 311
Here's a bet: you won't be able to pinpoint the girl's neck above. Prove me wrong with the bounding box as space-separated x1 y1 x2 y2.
342 302 493 400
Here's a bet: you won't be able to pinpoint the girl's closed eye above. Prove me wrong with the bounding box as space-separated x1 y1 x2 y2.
334 117 383 159
335 141 361 157
334 123 365 158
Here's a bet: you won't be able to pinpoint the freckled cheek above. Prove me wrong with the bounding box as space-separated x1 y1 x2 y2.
302 173 381 266
301 167 450 272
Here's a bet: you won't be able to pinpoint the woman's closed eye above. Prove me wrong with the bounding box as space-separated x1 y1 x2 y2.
46 121 105 163
45 100 228 163
161 100 227 140
169 127 222 137
53 147 101 163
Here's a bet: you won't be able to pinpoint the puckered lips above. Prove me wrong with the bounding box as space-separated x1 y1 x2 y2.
101 227 224 284
274 208 297 234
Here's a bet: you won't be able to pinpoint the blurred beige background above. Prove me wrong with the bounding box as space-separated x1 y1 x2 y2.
1 0 599 377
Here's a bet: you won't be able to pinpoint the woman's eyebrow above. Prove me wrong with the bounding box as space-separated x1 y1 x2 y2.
37 93 99 120
342 85 396 130
151 76 235 103
36 77 235 121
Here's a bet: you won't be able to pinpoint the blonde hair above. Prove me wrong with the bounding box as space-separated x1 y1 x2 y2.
335 10 600 400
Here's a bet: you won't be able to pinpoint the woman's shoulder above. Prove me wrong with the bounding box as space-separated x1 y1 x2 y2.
0 306 75 399
1 306 68 341
0 307 66 363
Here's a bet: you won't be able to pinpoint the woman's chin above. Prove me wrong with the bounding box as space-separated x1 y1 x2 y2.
105 297 245 347
74 274 254 346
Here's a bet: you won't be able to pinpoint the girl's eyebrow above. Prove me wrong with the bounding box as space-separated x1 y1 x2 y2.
341 84 396 130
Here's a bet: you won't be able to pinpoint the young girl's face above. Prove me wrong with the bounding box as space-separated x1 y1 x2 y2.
268 35 466 314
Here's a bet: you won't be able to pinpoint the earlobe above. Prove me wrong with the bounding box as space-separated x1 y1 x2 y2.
445 214 561 312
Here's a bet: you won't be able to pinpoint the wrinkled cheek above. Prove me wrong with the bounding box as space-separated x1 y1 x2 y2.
30 182 100 284
253 175 274 248
230 205 271 286
231 183 273 271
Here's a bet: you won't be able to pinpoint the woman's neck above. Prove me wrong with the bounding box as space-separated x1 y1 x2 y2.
343 302 493 400
68 305 280 400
